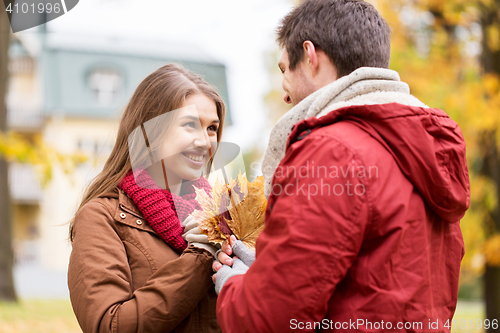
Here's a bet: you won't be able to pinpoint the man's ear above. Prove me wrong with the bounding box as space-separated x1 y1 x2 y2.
303 41 319 76
303 40 338 83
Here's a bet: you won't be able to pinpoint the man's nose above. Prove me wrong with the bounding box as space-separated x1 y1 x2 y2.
283 92 292 104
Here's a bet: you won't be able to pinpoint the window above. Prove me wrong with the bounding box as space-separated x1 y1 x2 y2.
88 68 122 106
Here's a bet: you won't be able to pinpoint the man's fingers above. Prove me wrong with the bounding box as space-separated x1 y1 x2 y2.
230 235 237 247
222 241 232 256
217 251 233 266
212 273 216 283
213 261 222 272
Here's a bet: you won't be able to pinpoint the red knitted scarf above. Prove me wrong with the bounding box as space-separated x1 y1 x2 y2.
118 169 212 253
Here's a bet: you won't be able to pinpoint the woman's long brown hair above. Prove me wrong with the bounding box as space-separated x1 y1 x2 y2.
69 64 226 241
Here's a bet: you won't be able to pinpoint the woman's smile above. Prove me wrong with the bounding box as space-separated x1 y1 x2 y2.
181 150 206 166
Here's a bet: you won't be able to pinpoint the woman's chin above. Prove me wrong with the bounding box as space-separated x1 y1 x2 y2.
181 170 204 182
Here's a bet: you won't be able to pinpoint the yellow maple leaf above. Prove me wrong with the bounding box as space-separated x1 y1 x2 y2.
226 176 266 251
192 186 227 245
192 174 267 250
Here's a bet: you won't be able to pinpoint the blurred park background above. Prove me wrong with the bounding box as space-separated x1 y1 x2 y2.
0 0 499 332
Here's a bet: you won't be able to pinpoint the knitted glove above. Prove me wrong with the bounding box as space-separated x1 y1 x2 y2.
182 216 217 256
232 240 256 267
215 258 249 295
214 240 255 267
182 216 210 243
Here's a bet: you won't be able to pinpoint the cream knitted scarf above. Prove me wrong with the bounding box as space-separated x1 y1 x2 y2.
261 67 428 198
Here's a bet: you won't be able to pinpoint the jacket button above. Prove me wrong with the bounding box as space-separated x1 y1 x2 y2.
136 220 143 225
120 213 126 219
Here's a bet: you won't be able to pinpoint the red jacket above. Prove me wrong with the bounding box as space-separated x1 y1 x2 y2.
217 103 469 332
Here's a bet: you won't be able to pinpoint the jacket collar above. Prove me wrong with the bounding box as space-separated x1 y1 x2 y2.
117 187 143 217
99 187 144 218
99 187 157 233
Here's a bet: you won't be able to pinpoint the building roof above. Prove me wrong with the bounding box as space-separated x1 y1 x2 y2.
45 33 221 64
10 32 231 122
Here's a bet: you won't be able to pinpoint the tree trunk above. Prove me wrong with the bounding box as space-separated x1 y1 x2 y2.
0 2 16 302
480 1 500 330
481 132 500 331
484 266 500 330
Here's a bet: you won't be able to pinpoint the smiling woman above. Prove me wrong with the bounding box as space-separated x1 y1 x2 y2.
67 64 225 333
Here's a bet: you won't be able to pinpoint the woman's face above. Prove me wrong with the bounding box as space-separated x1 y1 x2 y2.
156 93 220 187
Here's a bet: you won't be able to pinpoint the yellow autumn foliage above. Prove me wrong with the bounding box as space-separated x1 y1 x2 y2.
226 176 267 251
0 131 88 186
375 0 500 277
193 174 267 250
484 234 500 266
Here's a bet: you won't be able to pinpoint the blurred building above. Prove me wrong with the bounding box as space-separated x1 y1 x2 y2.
7 32 230 276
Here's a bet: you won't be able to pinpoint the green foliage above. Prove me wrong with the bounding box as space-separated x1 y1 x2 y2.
458 276 484 300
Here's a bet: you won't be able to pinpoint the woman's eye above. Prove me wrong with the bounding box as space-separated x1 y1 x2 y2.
183 122 196 129
208 125 218 132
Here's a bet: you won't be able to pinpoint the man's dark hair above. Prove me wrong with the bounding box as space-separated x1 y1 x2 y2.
277 0 391 77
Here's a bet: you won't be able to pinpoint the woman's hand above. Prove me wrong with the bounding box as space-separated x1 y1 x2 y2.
182 216 218 256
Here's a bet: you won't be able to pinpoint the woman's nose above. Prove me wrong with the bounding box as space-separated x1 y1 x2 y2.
194 130 211 149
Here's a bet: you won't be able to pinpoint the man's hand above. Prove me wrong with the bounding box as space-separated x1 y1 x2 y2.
212 235 237 282
212 236 256 294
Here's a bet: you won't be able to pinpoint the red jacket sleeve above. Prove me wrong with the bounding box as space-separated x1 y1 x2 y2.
217 133 371 332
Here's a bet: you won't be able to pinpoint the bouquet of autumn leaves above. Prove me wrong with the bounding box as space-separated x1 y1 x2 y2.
191 174 267 251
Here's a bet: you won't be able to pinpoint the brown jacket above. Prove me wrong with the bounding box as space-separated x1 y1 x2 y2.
68 187 221 333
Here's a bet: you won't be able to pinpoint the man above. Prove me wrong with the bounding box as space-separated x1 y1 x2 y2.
213 0 469 332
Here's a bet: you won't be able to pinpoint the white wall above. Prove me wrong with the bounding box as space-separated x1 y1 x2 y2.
39 116 119 271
